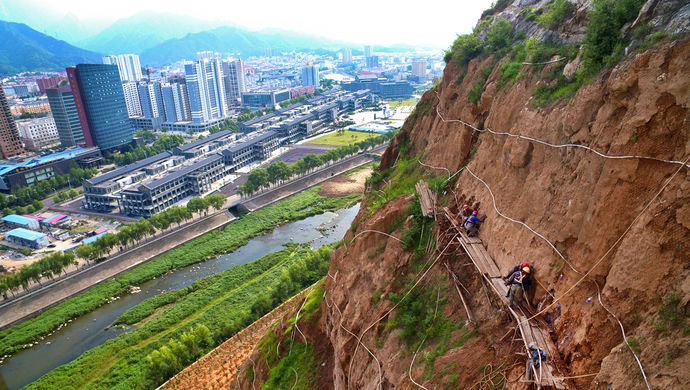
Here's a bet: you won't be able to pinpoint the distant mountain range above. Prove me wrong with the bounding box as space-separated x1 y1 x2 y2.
76 12 229 55
139 26 350 65
0 20 101 75
0 9 431 75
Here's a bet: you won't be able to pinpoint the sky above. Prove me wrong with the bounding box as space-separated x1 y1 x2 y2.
2 0 495 48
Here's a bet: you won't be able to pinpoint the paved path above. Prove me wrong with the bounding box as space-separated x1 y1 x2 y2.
0 212 234 329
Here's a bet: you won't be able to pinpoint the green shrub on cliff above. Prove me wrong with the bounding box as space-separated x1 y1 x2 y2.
583 0 646 75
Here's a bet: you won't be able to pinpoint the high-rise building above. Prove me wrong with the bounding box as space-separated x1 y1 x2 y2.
67 64 132 150
364 45 373 58
0 84 24 158
122 81 142 116
46 83 85 147
366 55 380 68
103 54 144 82
138 82 165 119
342 48 353 63
36 76 65 94
301 64 319 87
16 116 60 149
184 56 227 124
161 83 191 123
222 59 246 107
412 60 427 77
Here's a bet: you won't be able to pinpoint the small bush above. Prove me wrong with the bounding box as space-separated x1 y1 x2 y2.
487 19 514 55
538 0 576 30
447 34 483 65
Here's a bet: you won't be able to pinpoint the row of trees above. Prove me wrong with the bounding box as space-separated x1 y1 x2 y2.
75 193 227 263
237 107 275 123
146 324 214 382
0 193 227 296
1 199 43 217
208 118 240 134
250 246 332 317
278 93 314 108
0 251 76 298
0 166 97 211
113 134 185 166
236 131 394 197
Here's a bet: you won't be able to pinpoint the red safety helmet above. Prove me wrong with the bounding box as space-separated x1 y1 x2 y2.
463 204 470 210
521 263 529 269
472 210 478 215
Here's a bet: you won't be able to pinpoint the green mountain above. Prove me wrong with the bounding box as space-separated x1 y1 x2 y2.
77 12 227 55
139 26 350 65
0 20 101 75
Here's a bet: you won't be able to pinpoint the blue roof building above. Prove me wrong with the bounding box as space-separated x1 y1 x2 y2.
2 214 40 230
0 146 102 192
6 228 50 248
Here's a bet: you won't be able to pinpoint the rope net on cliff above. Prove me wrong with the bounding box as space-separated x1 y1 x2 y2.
422 91 690 389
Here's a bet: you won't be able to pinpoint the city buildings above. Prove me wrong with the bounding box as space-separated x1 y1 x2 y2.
342 76 413 99
67 64 133 150
342 48 353 63
241 89 290 107
184 54 227 124
122 81 143 117
301 64 319 87
0 147 101 192
103 54 144 82
36 76 65 94
364 45 373 58
0 84 24 159
16 116 60 149
222 59 246 107
83 130 279 217
365 55 380 68
46 83 85 147
138 82 165 120
9 100 51 115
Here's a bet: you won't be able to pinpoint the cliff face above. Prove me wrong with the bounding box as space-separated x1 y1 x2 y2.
238 2 689 389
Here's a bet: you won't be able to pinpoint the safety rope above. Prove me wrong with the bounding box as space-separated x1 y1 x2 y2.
464 160 687 390
434 91 690 170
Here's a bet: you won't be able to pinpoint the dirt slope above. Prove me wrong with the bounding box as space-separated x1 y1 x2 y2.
235 2 689 389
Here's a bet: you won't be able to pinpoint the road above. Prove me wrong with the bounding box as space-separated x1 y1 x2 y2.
0 211 234 329
0 142 386 329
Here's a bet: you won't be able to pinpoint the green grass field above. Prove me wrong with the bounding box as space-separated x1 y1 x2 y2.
305 130 378 147
26 245 331 389
387 98 420 108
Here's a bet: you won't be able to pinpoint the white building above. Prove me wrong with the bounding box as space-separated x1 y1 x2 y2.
122 81 143 116
185 53 227 124
16 116 60 149
103 54 144 82
412 60 427 78
222 59 246 107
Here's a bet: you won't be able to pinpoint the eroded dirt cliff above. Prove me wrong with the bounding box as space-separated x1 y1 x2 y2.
237 3 689 390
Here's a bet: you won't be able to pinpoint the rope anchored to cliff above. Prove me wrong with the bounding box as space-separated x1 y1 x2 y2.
433 91 690 170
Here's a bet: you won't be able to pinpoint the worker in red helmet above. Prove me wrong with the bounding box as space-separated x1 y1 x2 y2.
461 204 472 218
463 210 484 237
505 266 530 306
505 263 533 288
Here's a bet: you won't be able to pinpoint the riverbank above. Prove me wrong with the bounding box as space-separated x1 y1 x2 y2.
0 186 361 359
24 244 334 389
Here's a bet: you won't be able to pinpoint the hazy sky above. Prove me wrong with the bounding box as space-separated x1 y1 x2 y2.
6 0 495 47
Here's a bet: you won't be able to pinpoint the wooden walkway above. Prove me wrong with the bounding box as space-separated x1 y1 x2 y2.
443 207 566 389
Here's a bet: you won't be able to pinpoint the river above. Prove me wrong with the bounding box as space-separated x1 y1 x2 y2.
0 203 360 390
